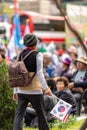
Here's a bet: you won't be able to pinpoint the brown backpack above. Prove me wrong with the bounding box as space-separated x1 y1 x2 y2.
8 50 36 88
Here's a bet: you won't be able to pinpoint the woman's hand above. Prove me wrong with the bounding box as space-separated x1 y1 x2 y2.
43 87 53 96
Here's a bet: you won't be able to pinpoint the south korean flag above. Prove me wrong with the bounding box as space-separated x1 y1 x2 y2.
50 99 72 122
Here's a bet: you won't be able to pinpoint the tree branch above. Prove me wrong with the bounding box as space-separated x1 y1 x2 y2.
53 0 87 53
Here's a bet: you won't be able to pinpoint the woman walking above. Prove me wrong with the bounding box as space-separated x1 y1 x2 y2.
13 33 53 130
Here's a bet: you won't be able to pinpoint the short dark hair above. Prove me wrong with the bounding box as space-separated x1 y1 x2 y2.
46 79 56 90
56 76 69 87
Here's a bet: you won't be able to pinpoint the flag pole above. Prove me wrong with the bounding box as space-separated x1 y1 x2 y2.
24 19 30 36
14 0 19 13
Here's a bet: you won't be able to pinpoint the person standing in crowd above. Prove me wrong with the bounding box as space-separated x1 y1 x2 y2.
13 33 53 130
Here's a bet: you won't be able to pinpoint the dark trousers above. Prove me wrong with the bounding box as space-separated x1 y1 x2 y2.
13 93 49 130
74 93 82 116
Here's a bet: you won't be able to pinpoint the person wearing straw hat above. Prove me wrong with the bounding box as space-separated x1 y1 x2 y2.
69 56 87 115
76 56 87 65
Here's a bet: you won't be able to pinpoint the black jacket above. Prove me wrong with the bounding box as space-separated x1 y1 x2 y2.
71 70 87 89
56 88 77 115
19 49 38 72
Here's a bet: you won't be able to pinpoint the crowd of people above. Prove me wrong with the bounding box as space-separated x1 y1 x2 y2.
0 33 87 130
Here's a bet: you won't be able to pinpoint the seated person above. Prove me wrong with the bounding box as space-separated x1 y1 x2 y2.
69 56 87 115
55 76 77 115
24 94 57 127
43 52 58 78
58 56 73 81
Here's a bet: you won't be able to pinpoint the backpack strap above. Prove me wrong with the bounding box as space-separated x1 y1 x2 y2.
23 50 37 81
30 72 36 83
22 50 36 61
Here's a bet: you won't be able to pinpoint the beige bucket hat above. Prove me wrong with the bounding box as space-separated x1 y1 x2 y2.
76 56 87 65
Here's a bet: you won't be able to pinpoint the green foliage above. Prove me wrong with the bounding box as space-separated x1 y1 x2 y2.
0 60 16 130
49 115 77 129
23 115 79 130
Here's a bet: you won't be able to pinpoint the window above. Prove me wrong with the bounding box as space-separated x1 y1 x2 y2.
34 18 65 31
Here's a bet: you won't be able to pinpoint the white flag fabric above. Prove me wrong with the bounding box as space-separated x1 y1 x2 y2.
24 22 30 36
50 99 72 123
8 31 17 60
47 41 56 53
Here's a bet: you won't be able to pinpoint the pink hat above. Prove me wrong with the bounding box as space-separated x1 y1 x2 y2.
62 57 72 65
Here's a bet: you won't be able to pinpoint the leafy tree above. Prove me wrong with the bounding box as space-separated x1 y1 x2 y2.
0 60 16 130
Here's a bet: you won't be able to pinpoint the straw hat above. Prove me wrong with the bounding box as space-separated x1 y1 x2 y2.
76 56 87 65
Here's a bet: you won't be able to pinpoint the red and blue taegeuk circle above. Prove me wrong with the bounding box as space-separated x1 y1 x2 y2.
57 106 65 112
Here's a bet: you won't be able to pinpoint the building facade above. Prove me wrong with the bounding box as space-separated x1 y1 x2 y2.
19 0 60 15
